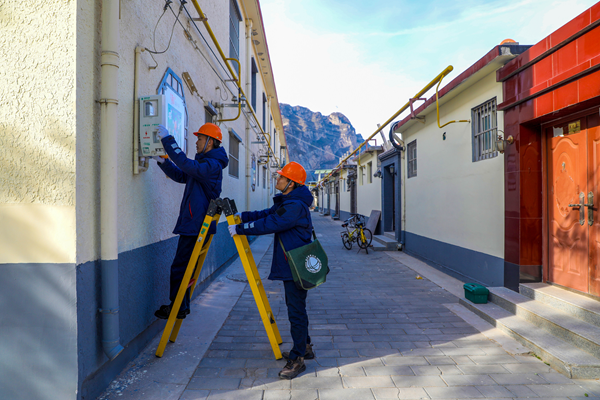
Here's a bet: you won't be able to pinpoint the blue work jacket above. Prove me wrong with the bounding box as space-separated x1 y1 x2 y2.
158 135 229 236
236 185 314 281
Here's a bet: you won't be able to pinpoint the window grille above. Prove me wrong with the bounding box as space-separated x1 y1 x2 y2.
229 0 242 76
472 98 498 161
407 140 417 178
251 58 258 111
262 166 266 189
229 130 241 178
367 162 372 184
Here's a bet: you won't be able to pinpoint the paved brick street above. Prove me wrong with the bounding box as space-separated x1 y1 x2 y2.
98 213 600 400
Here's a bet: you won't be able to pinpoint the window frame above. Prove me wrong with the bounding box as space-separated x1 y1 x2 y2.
229 0 242 77
471 97 498 162
228 128 242 179
407 140 417 178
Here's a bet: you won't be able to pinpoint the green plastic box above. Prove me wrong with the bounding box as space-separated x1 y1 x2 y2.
463 283 489 304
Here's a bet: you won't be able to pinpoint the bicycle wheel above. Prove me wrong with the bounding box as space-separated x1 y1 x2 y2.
341 232 352 250
357 228 373 249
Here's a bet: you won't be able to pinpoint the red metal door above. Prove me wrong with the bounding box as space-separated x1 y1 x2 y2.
548 118 589 293
587 113 600 296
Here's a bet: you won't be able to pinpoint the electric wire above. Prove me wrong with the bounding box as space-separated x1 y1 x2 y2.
150 0 280 165
146 2 182 55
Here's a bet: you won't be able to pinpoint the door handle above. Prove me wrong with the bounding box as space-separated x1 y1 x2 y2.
569 192 586 226
586 191 594 226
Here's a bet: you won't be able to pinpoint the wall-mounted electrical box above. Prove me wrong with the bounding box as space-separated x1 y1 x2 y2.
139 91 186 156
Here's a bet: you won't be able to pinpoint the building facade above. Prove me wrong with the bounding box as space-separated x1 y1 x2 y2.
0 0 287 399
497 4 600 294
390 43 530 287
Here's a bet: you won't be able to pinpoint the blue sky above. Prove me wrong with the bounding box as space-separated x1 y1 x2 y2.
260 0 598 143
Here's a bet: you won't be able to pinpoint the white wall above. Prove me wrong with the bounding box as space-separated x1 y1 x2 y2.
74 0 281 264
356 151 381 217
400 72 505 258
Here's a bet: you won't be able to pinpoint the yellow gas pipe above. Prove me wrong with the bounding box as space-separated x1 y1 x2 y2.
318 65 454 186
189 0 279 166
435 74 470 128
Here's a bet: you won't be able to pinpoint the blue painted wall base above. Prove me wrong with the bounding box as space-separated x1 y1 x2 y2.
404 231 504 287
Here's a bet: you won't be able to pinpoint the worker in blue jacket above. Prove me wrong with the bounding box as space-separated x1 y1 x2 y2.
153 122 229 320
228 161 314 380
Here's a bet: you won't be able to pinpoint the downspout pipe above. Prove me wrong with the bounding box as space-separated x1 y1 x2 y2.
99 0 124 361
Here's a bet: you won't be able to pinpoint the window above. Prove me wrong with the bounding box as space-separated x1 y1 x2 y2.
229 0 242 76
472 98 498 161
407 140 417 178
262 93 267 131
157 68 188 153
262 166 267 189
204 102 217 124
251 58 258 111
229 129 242 178
367 162 372 184
359 166 365 185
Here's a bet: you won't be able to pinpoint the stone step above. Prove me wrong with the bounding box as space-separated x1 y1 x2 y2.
489 287 600 360
459 297 600 379
370 242 387 252
383 231 395 240
372 235 397 250
520 282 600 329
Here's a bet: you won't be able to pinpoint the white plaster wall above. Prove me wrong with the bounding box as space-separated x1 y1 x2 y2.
0 0 76 264
76 0 278 264
339 170 351 214
356 152 381 217
401 72 505 258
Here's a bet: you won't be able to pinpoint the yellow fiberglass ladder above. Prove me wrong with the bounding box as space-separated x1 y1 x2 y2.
155 198 282 359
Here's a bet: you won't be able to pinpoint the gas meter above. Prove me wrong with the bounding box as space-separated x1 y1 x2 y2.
139 90 187 156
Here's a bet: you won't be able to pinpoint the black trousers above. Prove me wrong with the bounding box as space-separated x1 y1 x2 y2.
284 280 311 360
169 235 197 312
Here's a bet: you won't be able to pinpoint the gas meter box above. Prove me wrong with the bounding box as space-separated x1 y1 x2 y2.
139 92 187 157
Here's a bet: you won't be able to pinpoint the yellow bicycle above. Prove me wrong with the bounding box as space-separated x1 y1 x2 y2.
341 214 372 250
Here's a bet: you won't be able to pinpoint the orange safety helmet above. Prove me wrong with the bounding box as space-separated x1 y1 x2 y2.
277 161 306 185
193 122 222 142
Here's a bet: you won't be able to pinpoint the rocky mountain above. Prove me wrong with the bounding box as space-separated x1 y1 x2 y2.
280 103 364 181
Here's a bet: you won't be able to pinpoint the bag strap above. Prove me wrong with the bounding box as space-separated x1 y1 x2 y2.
278 229 316 253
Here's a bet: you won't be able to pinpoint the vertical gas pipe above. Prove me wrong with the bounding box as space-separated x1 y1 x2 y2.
245 19 253 210
99 0 124 360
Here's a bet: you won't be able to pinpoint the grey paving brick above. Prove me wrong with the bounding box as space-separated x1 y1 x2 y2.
179 389 210 400
364 366 414 376
501 362 554 374
474 384 514 398
263 389 318 400
198 358 247 368
425 356 457 365
319 388 376 400
205 390 263 400
504 384 538 397
187 377 241 390
490 373 547 385
337 357 385 367
381 355 429 366
391 375 447 387
343 376 395 388
527 384 589 397
457 365 509 375
469 355 517 364
240 377 291 390
442 374 497 386
291 376 344 389
424 386 483 398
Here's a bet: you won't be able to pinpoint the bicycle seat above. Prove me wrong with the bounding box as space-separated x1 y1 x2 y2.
356 222 363 227
341 222 348 227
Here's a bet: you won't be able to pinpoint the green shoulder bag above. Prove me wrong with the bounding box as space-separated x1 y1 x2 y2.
279 230 329 290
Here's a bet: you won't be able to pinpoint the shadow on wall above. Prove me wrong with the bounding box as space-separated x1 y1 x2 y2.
0 263 78 400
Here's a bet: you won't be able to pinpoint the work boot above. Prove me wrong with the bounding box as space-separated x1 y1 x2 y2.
282 343 314 360
278 357 306 380
154 304 190 320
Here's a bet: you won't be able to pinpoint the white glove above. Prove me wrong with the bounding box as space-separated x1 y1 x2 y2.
156 125 170 140
228 225 238 237
152 156 166 164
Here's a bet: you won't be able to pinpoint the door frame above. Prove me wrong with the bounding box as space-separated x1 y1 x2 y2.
541 106 600 291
